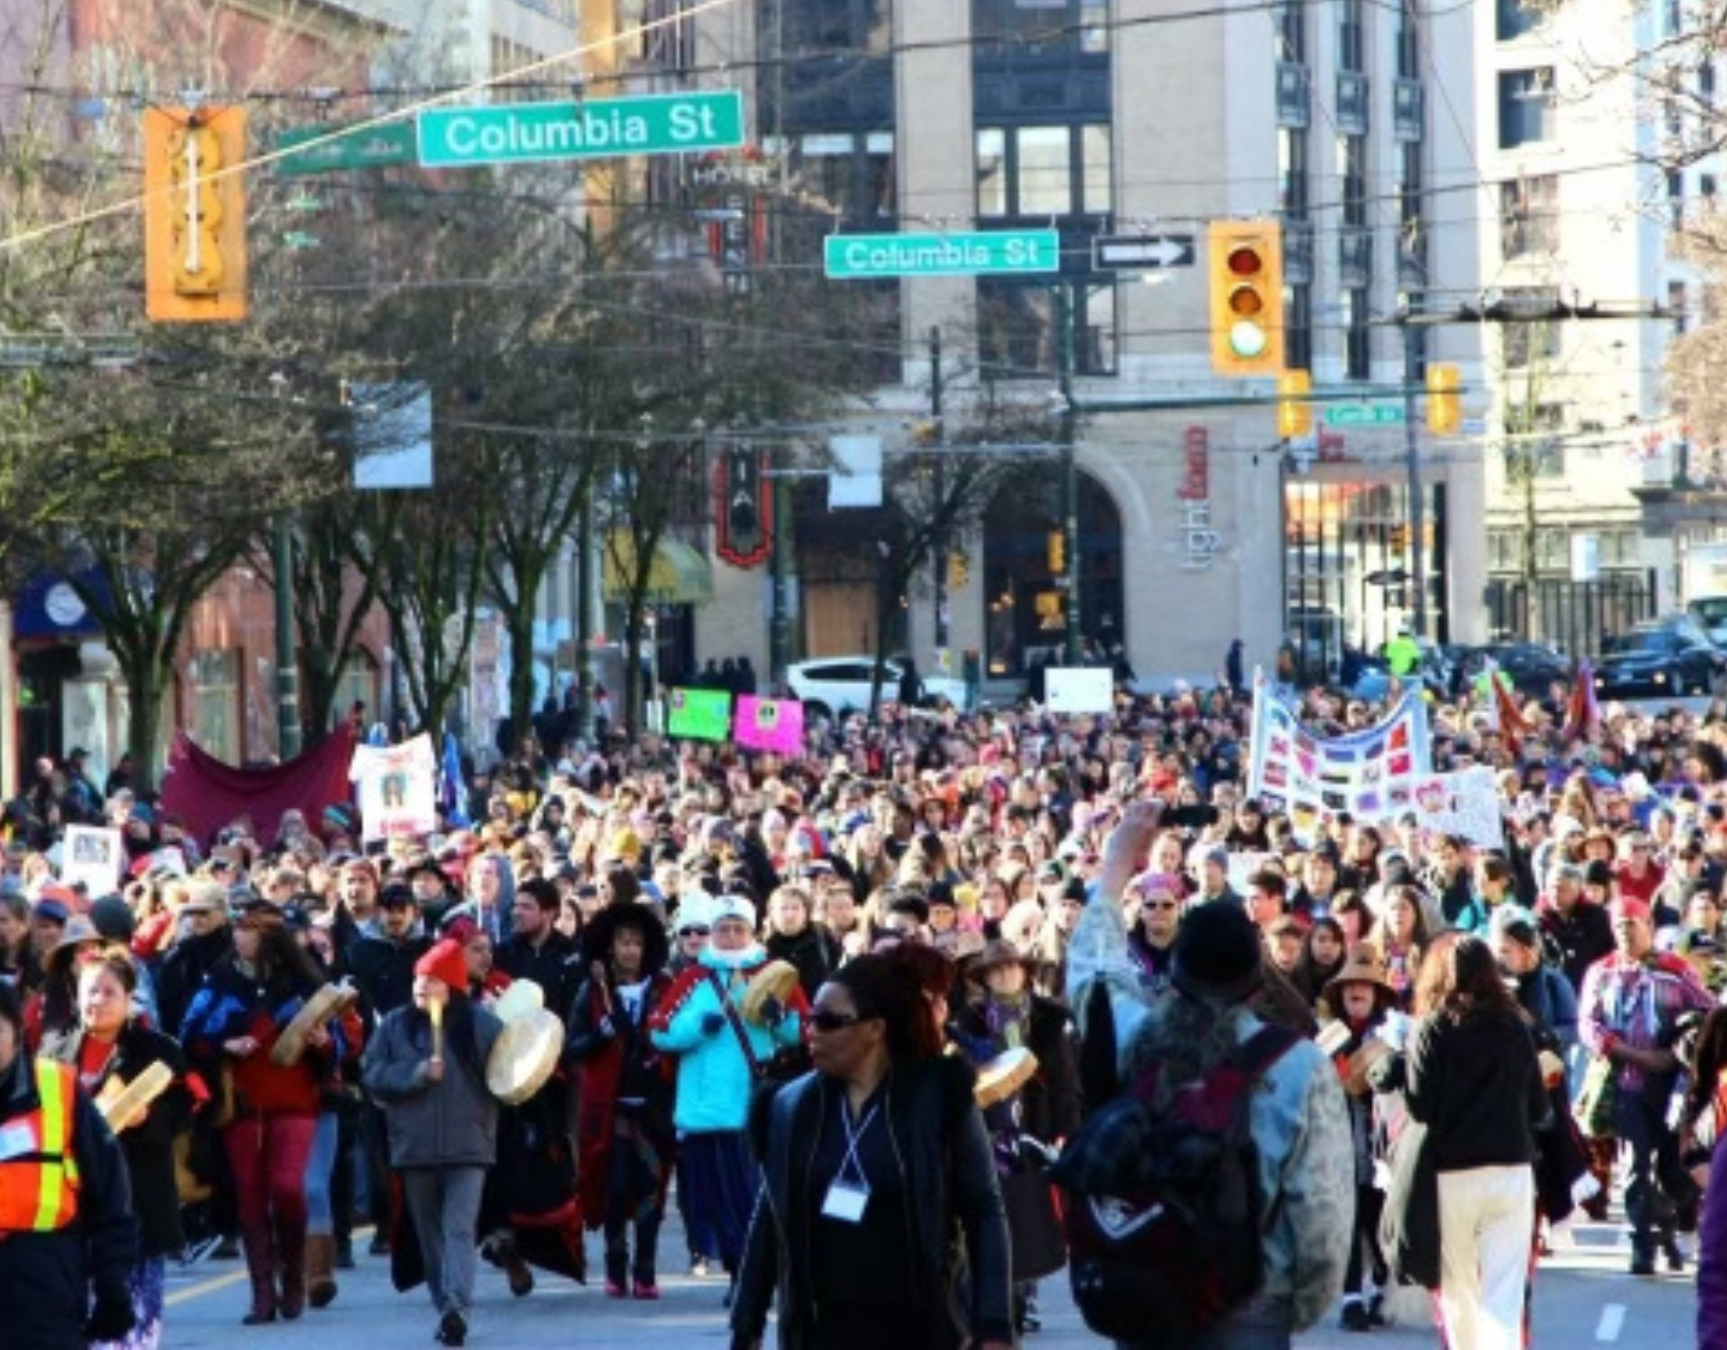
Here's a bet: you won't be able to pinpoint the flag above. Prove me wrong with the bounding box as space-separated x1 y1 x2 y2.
1489 663 1530 754
1562 661 1599 741
440 729 471 828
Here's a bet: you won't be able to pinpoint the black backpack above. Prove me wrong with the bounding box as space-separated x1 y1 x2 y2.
1050 1023 1300 1347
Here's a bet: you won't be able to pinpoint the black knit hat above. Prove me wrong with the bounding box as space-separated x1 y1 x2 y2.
1172 902 1265 1004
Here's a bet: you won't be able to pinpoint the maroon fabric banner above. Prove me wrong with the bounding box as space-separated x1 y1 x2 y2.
161 722 358 848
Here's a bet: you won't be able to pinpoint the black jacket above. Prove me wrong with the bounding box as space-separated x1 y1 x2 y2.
154 926 233 1041
731 1056 1013 1349
496 928 583 1018
1539 901 1614 993
1405 1008 1549 1173
347 930 432 1024
0 1052 138 1350
41 1022 193 1258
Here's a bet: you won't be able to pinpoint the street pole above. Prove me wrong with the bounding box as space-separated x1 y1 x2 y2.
1058 286 1081 664
931 326 948 658
576 485 596 740
274 514 302 758
1401 314 1428 639
769 456 792 683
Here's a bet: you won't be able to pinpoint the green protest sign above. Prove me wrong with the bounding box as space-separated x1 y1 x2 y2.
667 687 731 741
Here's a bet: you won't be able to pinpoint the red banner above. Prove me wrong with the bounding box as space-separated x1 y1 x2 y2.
161 722 358 848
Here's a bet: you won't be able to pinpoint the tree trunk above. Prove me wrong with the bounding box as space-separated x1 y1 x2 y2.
125 652 167 793
506 605 538 759
622 597 646 735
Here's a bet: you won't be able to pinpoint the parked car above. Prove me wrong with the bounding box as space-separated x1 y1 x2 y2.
1687 595 1727 647
784 656 967 719
1452 642 1572 699
1594 618 1726 698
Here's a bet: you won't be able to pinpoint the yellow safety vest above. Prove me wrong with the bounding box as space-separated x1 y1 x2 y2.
0 1059 82 1233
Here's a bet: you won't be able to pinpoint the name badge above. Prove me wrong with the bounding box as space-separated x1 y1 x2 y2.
821 1177 869 1224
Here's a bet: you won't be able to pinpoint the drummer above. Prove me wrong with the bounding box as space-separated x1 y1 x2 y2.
954 940 1079 1337
648 893 803 1284
566 901 678 1298
41 944 194 1350
1319 946 1398 1332
361 938 504 1349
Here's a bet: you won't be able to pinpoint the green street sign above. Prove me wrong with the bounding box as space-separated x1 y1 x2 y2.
275 121 415 176
824 229 1061 279
416 92 744 168
1325 404 1406 427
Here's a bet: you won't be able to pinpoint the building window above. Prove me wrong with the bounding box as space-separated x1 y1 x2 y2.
1670 170 1687 227
1342 286 1371 380
1337 135 1367 227
188 649 240 763
1286 283 1314 372
1277 0 1306 61
1397 0 1420 78
1498 68 1556 148
972 0 1110 56
1502 317 1560 368
1496 0 1539 41
794 133 896 224
1704 173 1719 201
1338 0 1364 71
974 123 1111 219
1279 126 1309 216
1671 279 1690 336
335 657 377 731
978 280 1117 378
1703 60 1718 105
1500 175 1559 257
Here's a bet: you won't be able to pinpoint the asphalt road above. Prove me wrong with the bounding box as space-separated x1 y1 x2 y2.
157 1209 1696 1349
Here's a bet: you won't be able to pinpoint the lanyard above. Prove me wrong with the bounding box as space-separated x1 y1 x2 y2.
838 1100 879 1186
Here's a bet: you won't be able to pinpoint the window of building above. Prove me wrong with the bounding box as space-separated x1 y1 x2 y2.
1342 287 1371 380
1670 170 1687 228
1397 0 1420 78
795 133 896 224
1498 69 1556 148
1337 135 1367 227
1286 283 1314 373
1279 127 1309 216
972 0 1110 56
1496 0 1539 41
1338 0 1364 71
1277 0 1306 62
1703 60 1718 105
974 123 1111 219
1502 319 1560 368
335 656 377 731
188 649 240 763
1671 279 1690 336
1704 173 1719 200
1500 175 1559 257
1018 126 1073 214
977 280 1117 377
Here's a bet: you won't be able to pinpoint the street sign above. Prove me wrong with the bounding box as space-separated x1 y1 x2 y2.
824 229 1059 279
416 92 744 168
1325 404 1406 427
276 121 415 176
1093 234 1194 270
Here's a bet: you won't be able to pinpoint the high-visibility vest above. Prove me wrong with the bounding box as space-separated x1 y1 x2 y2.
0 1060 82 1233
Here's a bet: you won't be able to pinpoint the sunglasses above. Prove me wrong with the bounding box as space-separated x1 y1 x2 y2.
679 926 710 937
810 1010 864 1033
1141 900 1179 911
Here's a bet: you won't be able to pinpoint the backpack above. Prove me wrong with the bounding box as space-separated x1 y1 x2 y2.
1049 1023 1300 1347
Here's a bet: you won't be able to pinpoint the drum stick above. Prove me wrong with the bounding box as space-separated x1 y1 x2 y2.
429 997 445 1062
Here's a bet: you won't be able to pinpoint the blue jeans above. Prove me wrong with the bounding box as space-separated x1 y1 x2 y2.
1117 1294 1294 1350
303 1110 341 1235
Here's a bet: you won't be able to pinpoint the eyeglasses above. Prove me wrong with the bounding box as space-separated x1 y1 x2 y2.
679 926 710 937
810 1010 863 1033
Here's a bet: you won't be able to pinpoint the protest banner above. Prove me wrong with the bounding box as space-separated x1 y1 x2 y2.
62 825 122 895
734 695 805 754
1044 666 1114 715
350 733 438 840
667 687 732 741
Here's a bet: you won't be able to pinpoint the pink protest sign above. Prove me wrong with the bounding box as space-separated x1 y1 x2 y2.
734 695 805 754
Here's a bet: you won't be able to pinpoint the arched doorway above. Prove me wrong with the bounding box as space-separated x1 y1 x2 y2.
982 469 1124 676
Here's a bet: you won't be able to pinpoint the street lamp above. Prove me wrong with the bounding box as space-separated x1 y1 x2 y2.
268 372 301 759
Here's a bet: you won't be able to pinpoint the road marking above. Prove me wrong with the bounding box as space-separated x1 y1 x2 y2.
1596 1303 1626 1342
165 1269 247 1307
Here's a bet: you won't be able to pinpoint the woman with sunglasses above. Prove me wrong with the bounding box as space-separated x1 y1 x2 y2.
731 952 1013 1350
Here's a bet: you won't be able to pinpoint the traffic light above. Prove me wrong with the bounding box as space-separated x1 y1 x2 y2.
1389 523 1411 553
947 551 970 589
1277 369 1313 439
1426 363 1462 433
1046 529 1065 575
143 106 248 321
1208 220 1285 376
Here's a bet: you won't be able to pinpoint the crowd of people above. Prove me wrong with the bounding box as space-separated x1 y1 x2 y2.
3 672 1727 1348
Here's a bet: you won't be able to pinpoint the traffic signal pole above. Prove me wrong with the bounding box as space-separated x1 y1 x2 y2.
1402 316 1428 639
1058 288 1080 665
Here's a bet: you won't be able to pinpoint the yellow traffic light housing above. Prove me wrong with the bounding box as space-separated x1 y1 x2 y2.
947 551 970 589
1426 364 1461 433
1046 529 1065 575
1277 370 1313 439
144 106 248 321
1209 221 1285 376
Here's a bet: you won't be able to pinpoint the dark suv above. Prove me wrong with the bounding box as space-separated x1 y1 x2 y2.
1594 618 1725 698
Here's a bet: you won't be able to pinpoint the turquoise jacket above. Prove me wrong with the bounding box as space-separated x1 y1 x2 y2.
649 947 802 1133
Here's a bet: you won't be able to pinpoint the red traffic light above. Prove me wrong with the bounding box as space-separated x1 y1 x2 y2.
1226 245 1264 276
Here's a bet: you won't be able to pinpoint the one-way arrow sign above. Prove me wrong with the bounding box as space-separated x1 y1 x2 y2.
1093 234 1195 270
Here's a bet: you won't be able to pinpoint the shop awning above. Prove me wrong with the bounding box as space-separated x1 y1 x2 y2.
602 533 713 606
